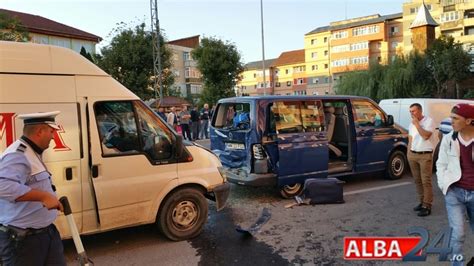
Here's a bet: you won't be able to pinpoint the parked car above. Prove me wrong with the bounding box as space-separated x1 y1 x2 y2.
210 96 408 198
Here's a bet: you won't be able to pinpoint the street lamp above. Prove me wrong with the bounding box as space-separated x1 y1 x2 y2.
260 0 267 96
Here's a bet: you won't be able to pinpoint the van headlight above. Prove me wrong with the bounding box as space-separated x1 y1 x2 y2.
252 144 265 160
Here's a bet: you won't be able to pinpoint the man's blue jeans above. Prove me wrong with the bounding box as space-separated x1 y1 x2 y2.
445 186 474 265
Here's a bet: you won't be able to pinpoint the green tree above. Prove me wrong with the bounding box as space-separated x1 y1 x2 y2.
426 36 471 98
192 37 244 105
0 12 29 42
97 22 174 100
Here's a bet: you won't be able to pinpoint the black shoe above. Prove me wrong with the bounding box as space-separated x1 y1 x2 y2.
417 207 431 217
413 204 423 211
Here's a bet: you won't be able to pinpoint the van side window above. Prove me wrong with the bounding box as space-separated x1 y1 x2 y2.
352 100 386 128
95 101 141 156
301 101 325 132
134 101 173 161
270 102 304 134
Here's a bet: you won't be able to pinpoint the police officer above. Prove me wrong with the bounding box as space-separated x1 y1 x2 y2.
0 111 66 265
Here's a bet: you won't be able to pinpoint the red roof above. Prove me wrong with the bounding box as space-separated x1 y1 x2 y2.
274 49 305 66
0 9 102 42
167 35 200 48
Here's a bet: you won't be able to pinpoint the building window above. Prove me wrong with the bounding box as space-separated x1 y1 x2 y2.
185 67 190 78
441 11 460 23
332 44 350 53
285 69 290 74
276 82 281 87
275 70 279 76
324 64 328 69
410 7 417 14
286 81 291 87
351 56 369 65
324 37 328 43
324 77 329 83
391 41 399 49
352 25 380 36
253 73 257 78
183 52 191 61
332 31 348 39
254 85 257 89
313 78 319 84
350 42 369 51
311 65 318 71
324 50 328 56
311 39 317 45
293 66 305 73
190 84 202 94
390 26 399 36
294 78 305 85
311 52 318 58
331 58 350 67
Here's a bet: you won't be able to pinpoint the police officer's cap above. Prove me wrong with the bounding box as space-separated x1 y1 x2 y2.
18 111 61 130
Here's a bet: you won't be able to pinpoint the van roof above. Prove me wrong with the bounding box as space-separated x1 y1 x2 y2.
0 41 107 76
218 95 371 102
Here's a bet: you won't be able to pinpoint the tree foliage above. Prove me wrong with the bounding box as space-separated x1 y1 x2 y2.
425 35 471 98
336 36 471 101
0 12 29 42
192 37 244 105
97 22 174 100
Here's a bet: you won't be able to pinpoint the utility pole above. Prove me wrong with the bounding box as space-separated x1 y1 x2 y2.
260 0 267 96
150 0 163 106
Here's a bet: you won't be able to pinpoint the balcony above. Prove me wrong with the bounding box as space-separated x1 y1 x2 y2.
184 60 197 67
440 20 463 31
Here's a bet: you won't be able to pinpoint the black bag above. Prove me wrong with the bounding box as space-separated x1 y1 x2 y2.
303 177 345 204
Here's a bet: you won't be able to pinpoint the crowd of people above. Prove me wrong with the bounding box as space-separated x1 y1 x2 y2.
155 103 214 141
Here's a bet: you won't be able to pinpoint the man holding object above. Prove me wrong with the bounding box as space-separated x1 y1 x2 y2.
0 111 66 266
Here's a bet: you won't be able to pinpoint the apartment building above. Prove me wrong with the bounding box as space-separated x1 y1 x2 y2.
403 0 474 69
304 26 332 95
167 35 203 103
272 49 307 95
329 13 404 80
237 59 276 96
0 9 101 54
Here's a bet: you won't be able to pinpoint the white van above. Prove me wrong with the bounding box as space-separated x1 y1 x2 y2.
0 41 230 241
379 98 473 131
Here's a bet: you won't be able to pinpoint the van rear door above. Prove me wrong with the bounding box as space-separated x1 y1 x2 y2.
87 99 178 230
269 100 328 185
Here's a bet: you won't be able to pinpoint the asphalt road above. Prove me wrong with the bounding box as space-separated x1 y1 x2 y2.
63 140 473 265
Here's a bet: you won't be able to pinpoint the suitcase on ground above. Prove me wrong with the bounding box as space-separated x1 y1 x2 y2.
303 177 345 204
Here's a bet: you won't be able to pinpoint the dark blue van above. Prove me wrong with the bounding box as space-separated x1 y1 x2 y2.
210 96 408 198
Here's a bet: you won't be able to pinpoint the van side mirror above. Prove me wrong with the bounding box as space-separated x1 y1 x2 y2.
175 135 184 158
387 115 394 126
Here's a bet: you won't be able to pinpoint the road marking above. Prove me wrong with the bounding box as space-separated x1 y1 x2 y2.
344 181 412 196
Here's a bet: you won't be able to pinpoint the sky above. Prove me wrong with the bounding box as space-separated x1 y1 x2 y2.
2 0 407 63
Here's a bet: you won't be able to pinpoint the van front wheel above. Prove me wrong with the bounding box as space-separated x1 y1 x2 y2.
385 150 406 180
279 183 304 199
158 188 208 241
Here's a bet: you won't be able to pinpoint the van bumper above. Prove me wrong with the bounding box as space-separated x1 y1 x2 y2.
211 182 231 211
218 167 277 187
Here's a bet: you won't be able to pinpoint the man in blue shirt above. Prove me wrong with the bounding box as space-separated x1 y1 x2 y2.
0 111 66 265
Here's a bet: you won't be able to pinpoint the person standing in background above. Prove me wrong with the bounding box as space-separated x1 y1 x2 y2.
190 106 200 141
179 105 192 140
407 103 436 217
200 103 210 139
166 107 178 131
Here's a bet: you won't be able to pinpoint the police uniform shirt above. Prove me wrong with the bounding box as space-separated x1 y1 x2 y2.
0 138 57 229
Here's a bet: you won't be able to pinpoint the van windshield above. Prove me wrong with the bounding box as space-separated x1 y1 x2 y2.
212 102 251 130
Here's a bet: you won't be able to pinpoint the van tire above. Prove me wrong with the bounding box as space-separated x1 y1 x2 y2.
385 150 406 180
158 188 208 241
279 183 304 199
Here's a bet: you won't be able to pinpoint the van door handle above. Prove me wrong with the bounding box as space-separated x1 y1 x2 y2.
65 167 73 181
92 165 99 178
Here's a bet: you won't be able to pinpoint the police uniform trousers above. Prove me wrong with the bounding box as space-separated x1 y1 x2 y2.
0 224 66 266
